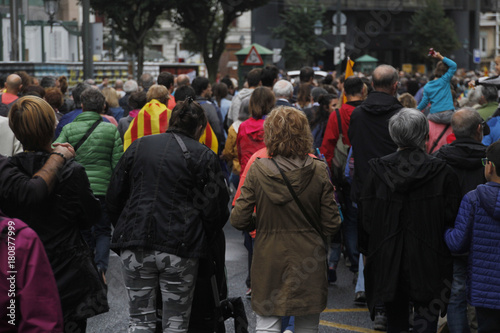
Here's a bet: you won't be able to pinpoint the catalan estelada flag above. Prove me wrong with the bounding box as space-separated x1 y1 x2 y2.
123 99 172 151
343 57 355 105
123 99 219 153
199 122 218 154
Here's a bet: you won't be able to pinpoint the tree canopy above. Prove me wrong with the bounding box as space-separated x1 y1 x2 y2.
89 0 176 78
272 0 326 69
409 0 461 62
172 0 270 82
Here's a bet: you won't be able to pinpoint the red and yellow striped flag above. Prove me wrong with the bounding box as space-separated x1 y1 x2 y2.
123 99 172 151
123 99 219 153
342 57 355 105
199 122 218 154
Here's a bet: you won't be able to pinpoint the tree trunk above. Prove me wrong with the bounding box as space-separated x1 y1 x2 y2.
205 56 219 83
137 44 145 80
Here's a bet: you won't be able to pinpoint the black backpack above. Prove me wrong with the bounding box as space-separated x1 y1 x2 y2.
0 94 16 117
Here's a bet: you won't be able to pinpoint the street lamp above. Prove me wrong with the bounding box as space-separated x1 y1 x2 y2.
239 35 245 48
314 20 323 36
43 0 59 30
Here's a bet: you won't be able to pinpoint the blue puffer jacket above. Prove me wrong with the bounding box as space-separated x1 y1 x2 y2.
445 182 500 310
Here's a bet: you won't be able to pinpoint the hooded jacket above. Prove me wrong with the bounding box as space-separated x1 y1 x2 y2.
445 182 500 310
237 117 266 174
231 156 341 316
348 91 403 201
434 138 487 197
227 88 254 126
360 148 461 319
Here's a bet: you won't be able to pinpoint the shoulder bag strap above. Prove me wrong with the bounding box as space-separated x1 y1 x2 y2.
172 132 191 162
429 123 450 154
270 158 326 245
73 118 102 152
335 108 342 136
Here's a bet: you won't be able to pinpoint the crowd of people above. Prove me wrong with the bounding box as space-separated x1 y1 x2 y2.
0 52 500 333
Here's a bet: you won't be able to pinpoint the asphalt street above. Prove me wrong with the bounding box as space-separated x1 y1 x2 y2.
87 223 377 332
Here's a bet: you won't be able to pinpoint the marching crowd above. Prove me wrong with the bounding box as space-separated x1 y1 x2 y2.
0 50 500 333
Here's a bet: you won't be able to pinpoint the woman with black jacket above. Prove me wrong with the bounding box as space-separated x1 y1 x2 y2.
3 96 108 332
107 97 230 332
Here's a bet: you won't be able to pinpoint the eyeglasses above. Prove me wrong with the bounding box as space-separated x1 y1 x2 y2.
482 157 495 167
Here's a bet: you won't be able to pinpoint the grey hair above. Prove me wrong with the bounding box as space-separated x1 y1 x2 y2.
389 108 429 149
465 85 483 107
139 73 154 90
81 88 105 113
123 80 138 93
482 85 498 102
273 80 293 99
451 107 483 139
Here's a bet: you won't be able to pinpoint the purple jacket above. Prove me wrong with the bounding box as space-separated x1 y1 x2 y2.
0 215 63 332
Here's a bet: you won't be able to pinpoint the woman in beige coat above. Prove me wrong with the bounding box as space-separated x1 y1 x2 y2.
231 106 341 332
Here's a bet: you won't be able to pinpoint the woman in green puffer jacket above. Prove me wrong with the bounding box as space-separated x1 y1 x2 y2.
55 87 123 280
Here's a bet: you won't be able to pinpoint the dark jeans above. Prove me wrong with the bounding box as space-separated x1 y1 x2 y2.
476 307 500 333
243 232 254 289
82 196 111 271
281 316 295 332
448 256 471 333
329 198 359 273
386 294 438 333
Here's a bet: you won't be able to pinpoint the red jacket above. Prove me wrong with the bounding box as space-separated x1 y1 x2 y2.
320 101 361 169
0 216 63 332
237 118 266 175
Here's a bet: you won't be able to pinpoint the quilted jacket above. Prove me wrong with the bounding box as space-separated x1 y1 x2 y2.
54 111 123 196
445 182 500 310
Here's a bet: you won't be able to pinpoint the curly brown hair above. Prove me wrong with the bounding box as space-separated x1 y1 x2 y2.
264 106 313 158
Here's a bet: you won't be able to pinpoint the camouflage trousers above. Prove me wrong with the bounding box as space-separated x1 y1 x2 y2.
120 249 199 333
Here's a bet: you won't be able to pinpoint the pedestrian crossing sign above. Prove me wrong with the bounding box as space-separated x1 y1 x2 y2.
243 46 264 66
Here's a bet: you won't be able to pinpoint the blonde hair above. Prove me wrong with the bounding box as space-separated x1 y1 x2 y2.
9 96 56 151
146 84 169 105
264 106 313 158
398 92 417 108
102 87 120 108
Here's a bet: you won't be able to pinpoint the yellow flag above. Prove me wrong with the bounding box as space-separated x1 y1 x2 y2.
342 57 355 104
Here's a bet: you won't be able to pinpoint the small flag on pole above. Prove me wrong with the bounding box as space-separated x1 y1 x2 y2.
343 57 355 104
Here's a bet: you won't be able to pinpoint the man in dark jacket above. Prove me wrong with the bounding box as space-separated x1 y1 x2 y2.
192 76 224 146
348 65 403 203
360 108 461 332
347 65 402 329
434 107 488 333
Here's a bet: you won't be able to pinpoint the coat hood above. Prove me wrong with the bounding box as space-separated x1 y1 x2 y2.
358 91 402 115
476 182 500 220
369 148 447 193
436 139 486 170
241 118 265 135
252 156 316 205
237 88 254 101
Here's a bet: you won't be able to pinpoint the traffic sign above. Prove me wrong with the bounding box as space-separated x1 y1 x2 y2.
243 46 264 66
332 25 347 35
332 12 347 26
473 49 481 64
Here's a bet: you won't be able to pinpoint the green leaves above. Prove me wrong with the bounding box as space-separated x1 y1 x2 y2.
409 0 461 61
271 0 326 69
